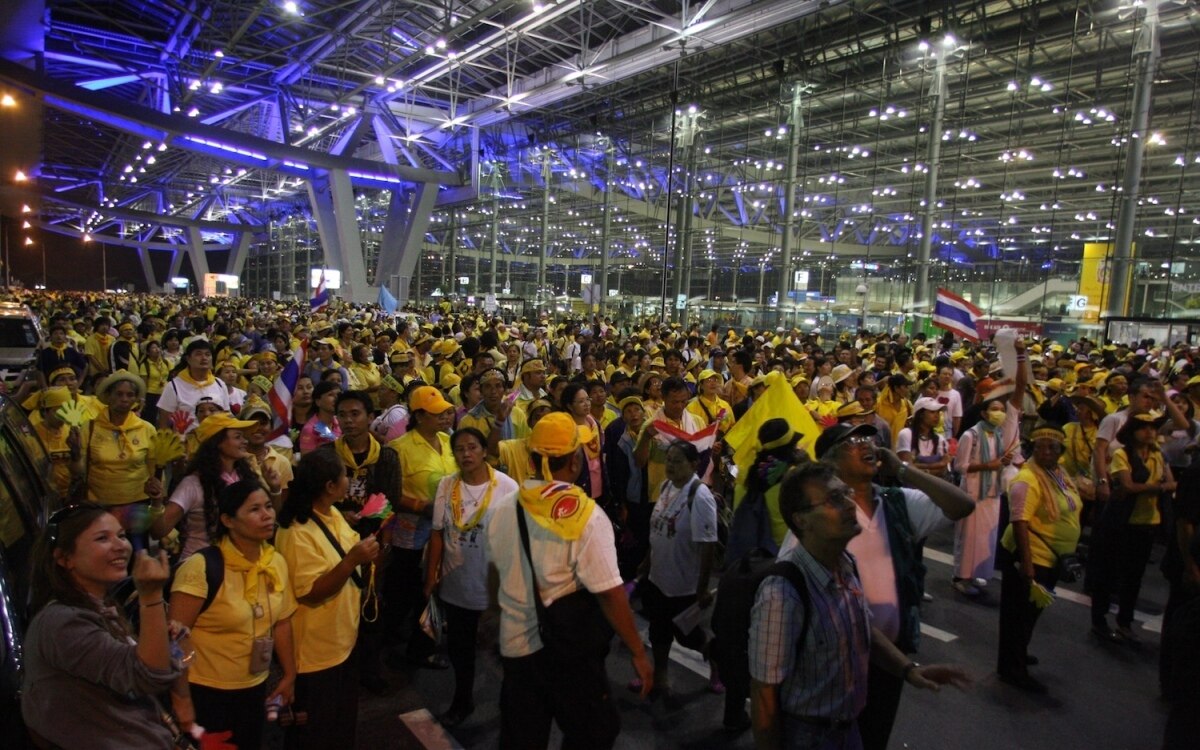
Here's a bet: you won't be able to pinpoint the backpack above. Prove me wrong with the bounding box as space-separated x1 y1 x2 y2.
725 485 778 564
113 545 224 629
710 552 810 698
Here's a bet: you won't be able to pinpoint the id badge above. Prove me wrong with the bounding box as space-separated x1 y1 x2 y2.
250 635 275 673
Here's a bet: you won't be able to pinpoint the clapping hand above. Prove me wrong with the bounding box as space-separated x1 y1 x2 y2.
132 549 171 598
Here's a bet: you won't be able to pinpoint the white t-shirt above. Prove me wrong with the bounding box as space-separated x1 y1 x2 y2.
168 474 213 560
779 486 951 643
157 376 230 432
648 477 719 597
936 389 963 435
894 428 946 461
1097 410 1131 456
431 470 519 611
371 404 409 443
485 485 623 658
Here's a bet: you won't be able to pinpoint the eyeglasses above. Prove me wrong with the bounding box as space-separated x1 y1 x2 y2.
798 487 856 513
839 435 876 449
46 503 104 545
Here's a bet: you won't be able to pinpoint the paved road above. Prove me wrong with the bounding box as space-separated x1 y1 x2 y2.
356 525 1170 749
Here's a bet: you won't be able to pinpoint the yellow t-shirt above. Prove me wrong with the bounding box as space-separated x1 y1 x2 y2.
1060 422 1096 479
686 395 735 434
35 422 72 497
1108 448 1165 525
275 508 362 673
140 358 171 396
459 405 530 442
80 416 157 506
390 431 456 504
498 438 534 485
248 448 295 492
1002 463 1083 567
171 546 298 689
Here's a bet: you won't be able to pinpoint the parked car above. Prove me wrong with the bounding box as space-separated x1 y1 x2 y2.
0 393 62 749
0 303 44 391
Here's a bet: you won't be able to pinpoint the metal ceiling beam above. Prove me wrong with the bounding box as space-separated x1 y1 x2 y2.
0 59 464 187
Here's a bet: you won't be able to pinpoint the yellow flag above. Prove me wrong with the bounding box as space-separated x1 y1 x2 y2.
725 370 822 483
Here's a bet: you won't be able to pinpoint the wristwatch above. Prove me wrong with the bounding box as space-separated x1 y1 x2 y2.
902 662 921 683
898 461 911 484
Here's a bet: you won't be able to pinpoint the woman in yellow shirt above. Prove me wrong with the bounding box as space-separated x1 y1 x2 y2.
998 422 1082 691
138 340 171 420
387 385 456 669
347 344 383 408
169 480 298 748
77 371 162 551
1091 412 1174 644
276 447 380 750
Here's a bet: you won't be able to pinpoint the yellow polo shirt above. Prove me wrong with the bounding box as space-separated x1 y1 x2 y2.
35 422 72 497
79 415 156 505
686 395 735 433
1109 448 1164 525
1001 464 1082 568
172 546 297 689
275 508 362 674
498 438 534 485
389 430 456 504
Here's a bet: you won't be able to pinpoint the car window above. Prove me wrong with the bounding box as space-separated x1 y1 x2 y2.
0 430 43 519
0 318 37 348
1 410 51 499
0 474 25 551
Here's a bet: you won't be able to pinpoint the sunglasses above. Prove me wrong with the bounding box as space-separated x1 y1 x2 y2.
46 502 105 545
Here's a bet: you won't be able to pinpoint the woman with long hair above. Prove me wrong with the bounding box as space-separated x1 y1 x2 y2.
897 397 951 480
290 374 316 434
299 380 341 454
139 339 170 420
424 428 519 727
640 373 663 415
562 382 604 501
77 371 163 552
161 329 183 369
168 480 298 748
150 412 269 559
22 505 179 748
276 447 381 750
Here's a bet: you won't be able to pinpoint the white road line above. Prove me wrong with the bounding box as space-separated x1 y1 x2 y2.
636 618 711 679
920 623 959 642
923 547 1163 632
399 709 464 750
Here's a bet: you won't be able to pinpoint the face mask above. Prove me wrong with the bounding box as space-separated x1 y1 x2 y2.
985 410 1006 427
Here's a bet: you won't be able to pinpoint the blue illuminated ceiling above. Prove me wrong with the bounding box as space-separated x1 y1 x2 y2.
5 0 1200 289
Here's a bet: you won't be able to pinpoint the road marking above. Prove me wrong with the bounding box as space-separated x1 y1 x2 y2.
920 622 958 642
923 546 1163 632
398 709 464 750
636 618 711 679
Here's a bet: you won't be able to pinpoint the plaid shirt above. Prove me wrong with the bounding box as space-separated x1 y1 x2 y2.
749 543 872 722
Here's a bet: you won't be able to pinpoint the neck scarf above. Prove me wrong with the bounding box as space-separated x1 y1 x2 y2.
217 536 282 608
177 369 216 388
518 480 596 540
93 407 141 459
972 421 1002 499
1031 462 1076 520
335 434 380 477
451 465 497 532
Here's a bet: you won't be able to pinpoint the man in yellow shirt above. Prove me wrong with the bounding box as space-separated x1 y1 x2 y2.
460 368 529 463
634 376 702 503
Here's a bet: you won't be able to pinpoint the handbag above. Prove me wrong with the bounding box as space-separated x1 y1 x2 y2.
419 596 446 647
515 505 612 659
1027 527 1084 583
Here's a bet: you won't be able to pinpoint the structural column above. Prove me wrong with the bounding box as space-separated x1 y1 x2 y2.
489 192 500 294
377 184 436 306
307 168 371 302
913 47 948 329
185 226 211 281
1106 4 1160 319
537 155 552 305
777 82 804 326
599 137 613 317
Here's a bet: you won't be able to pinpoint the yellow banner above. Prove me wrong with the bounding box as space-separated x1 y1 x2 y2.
1079 243 1109 323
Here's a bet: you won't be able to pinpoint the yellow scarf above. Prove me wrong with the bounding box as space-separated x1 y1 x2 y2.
217 536 282 608
451 465 497 532
92 407 144 459
518 480 596 540
177 369 216 388
335 435 381 477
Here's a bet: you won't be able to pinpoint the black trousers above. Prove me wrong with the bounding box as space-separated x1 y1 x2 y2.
857 661 904 750
499 647 619 750
189 681 267 750
1090 524 1156 628
383 546 435 658
640 580 705 671
997 561 1059 679
441 599 482 710
285 649 359 750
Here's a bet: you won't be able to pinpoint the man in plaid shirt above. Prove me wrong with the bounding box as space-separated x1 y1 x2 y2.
749 462 969 750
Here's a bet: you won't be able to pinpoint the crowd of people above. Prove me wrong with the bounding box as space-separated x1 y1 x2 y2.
14 289 1200 749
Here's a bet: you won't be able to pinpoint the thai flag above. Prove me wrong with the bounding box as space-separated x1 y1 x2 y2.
310 271 330 313
651 419 721 453
933 288 983 342
268 340 307 439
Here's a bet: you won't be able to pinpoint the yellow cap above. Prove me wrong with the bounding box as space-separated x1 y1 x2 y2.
409 385 454 414
195 411 258 445
528 412 581 459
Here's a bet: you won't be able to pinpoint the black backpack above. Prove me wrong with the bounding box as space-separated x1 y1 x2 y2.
710 551 811 698
113 546 224 629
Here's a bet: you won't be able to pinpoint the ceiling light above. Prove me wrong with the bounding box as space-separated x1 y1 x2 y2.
0 94 14 107
14 170 26 182
22 221 30 229
21 204 31 213
25 237 33 245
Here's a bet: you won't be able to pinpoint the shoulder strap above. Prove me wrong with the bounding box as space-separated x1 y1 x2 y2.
515 505 548 631
308 514 365 588
686 479 702 510
198 545 225 614
881 486 915 535
766 560 812 652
